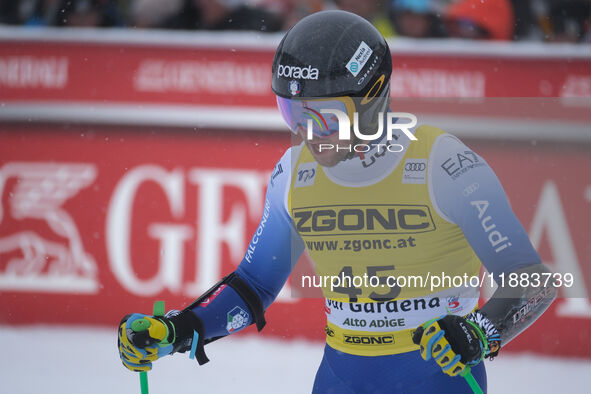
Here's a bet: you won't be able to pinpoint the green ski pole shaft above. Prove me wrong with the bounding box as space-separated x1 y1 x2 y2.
134 301 166 394
139 371 149 394
462 366 484 394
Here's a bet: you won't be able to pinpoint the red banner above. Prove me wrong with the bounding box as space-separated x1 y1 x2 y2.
1 30 590 358
1 33 591 106
0 124 590 358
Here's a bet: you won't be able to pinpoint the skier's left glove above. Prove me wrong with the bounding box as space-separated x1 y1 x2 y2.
412 312 501 377
118 309 207 372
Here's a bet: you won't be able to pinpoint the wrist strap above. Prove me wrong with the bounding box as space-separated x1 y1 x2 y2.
169 310 210 365
187 272 267 332
464 319 488 365
467 311 501 359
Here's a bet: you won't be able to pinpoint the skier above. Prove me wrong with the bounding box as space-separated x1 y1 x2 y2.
118 11 556 393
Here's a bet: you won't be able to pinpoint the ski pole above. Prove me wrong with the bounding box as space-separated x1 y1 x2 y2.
461 366 484 394
131 301 166 394
412 321 484 394
139 371 149 394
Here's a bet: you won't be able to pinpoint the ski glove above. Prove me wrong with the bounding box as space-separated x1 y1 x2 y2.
412 312 501 377
118 309 206 372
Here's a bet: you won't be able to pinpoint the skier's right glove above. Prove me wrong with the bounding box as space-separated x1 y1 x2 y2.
118 309 207 372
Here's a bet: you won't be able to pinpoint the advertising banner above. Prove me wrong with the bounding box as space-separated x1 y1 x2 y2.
1 30 590 358
1 123 589 357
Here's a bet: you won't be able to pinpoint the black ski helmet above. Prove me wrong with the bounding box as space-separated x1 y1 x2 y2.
272 10 392 101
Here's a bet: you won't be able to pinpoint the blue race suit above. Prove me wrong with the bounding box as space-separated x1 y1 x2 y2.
190 129 540 393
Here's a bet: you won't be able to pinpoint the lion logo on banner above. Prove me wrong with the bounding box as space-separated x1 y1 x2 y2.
0 162 99 293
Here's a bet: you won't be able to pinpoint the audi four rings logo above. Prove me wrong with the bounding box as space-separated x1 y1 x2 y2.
405 162 426 171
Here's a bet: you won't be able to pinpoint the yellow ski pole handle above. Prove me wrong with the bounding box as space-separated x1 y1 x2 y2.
134 301 166 394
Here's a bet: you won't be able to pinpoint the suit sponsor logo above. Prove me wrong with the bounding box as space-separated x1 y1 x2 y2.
344 334 394 345
402 159 427 184
471 200 512 253
441 150 485 180
270 163 283 187
292 204 436 236
294 162 317 188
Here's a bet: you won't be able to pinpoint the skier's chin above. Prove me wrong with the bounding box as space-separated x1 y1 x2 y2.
307 141 348 167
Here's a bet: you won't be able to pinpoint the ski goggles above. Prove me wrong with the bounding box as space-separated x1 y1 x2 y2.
276 96 356 137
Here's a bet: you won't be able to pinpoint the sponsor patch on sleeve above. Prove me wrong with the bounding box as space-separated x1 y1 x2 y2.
226 306 249 333
270 163 284 187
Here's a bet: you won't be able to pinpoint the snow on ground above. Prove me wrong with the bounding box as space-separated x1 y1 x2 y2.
2 325 589 394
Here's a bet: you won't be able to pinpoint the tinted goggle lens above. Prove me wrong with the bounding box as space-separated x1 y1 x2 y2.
276 96 353 137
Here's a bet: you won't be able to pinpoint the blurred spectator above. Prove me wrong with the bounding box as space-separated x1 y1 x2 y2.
529 0 591 42
445 0 515 40
546 0 591 42
129 0 183 28
192 0 283 31
158 0 202 29
390 0 448 38
13 0 62 26
509 0 539 40
335 0 396 37
1 0 589 43
279 0 325 31
54 0 123 27
0 0 21 24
